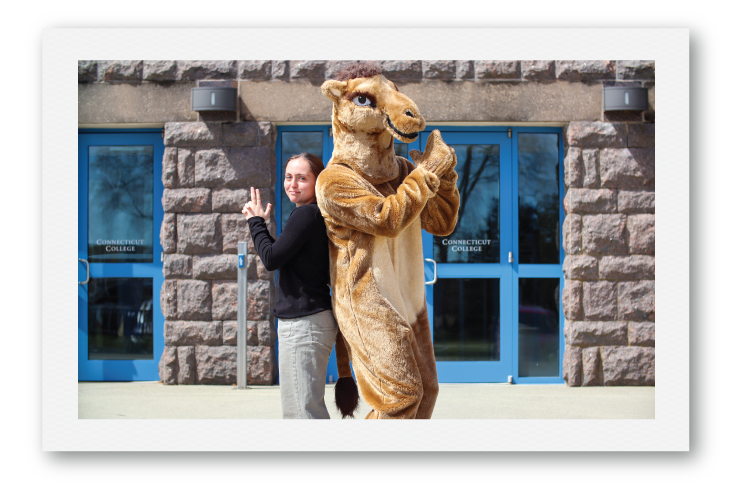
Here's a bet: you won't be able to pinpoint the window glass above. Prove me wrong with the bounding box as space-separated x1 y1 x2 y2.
88 145 153 263
518 133 560 264
433 144 500 263
518 278 560 377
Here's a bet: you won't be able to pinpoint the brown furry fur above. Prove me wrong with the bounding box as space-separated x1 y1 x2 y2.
317 63 460 419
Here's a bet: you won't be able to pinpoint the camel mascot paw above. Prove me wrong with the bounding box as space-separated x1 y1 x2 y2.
318 62 460 419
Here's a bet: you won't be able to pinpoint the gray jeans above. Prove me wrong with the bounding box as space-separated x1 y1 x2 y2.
277 310 337 419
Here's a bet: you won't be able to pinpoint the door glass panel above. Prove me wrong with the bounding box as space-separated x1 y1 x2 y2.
518 278 560 377
88 277 153 360
433 145 500 263
280 131 324 230
394 141 408 158
518 133 560 264
88 145 154 263
433 278 500 361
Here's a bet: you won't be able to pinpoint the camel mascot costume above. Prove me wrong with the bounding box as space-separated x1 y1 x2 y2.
316 62 460 419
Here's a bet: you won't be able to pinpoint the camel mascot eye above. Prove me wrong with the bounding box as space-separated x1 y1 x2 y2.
317 62 460 419
354 95 372 107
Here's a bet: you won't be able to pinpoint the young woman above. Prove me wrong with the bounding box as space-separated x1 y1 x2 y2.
242 153 336 419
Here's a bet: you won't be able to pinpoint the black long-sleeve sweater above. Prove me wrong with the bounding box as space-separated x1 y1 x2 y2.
247 202 332 319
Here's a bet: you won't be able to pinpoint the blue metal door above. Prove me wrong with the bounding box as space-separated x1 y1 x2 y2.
78 131 165 381
420 128 514 382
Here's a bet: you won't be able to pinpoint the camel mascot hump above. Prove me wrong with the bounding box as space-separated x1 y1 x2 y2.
316 62 460 419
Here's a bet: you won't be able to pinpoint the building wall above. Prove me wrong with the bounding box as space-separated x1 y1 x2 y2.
78 59 655 386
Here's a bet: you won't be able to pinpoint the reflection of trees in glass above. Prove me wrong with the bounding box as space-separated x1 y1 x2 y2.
280 132 324 230
434 145 499 263
518 134 560 264
88 146 153 262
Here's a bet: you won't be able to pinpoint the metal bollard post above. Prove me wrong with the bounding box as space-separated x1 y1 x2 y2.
237 242 248 389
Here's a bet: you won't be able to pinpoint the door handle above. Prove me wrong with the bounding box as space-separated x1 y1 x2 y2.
78 259 89 285
425 258 437 285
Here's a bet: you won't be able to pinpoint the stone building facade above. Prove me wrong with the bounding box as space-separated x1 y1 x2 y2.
78 59 655 386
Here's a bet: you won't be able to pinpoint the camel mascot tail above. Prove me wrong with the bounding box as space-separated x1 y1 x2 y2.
333 330 359 418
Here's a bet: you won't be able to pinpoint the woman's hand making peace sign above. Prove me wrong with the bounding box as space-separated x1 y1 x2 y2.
242 187 272 222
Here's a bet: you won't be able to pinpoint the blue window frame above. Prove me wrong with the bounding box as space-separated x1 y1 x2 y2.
78 130 165 381
274 125 565 384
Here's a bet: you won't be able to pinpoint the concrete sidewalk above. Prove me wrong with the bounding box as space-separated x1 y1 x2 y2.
79 382 655 419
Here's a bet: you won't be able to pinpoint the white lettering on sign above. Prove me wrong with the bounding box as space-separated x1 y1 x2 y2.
441 239 491 252
96 239 146 253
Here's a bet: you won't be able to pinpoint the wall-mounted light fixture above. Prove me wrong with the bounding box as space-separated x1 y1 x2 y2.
191 87 237 112
603 86 648 112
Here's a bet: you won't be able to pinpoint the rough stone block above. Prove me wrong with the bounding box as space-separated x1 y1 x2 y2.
78 60 98 82
563 255 598 280
601 346 655 385
289 60 327 80
562 214 582 255
422 60 456 80
555 60 616 80
159 346 178 385
564 147 583 188
583 281 618 320
456 60 474 80
582 214 628 255
212 188 271 215
177 214 222 254
143 60 178 81
163 254 192 279
562 280 583 320
222 122 260 147
165 122 222 147
599 255 655 280
162 147 179 188
475 60 520 80
521 60 555 80
100 60 143 81
177 346 196 384
238 60 272 80
194 254 256 280
212 279 271 321
628 214 655 255
582 347 602 386
161 213 177 253
629 322 655 347
628 123 655 148
176 60 237 80
618 190 655 214
194 147 274 189
617 60 655 80
567 122 627 148
618 281 655 321
564 321 628 347
176 280 213 321
194 345 275 385
564 189 618 214
222 214 254 254
247 346 275 384
563 345 582 386
258 122 276 148
177 149 195 187
600 148 655 189
223 320 275 347
161 280 178 320
582 149 600 188
165 320 222 346
272 60 289 80
379 60 422 81
163 188 212 213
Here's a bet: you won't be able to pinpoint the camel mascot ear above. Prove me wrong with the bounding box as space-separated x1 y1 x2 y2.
321 80 348 102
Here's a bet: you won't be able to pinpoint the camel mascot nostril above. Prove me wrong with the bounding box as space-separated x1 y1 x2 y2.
316 62 461 419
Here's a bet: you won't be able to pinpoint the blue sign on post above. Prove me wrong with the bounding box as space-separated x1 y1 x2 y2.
238 255 245 268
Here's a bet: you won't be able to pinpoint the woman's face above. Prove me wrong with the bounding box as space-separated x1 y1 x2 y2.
284 158 316 207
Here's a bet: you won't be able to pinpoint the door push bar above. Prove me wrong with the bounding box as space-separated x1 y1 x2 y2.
78 259 89 285
424 258 437 285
